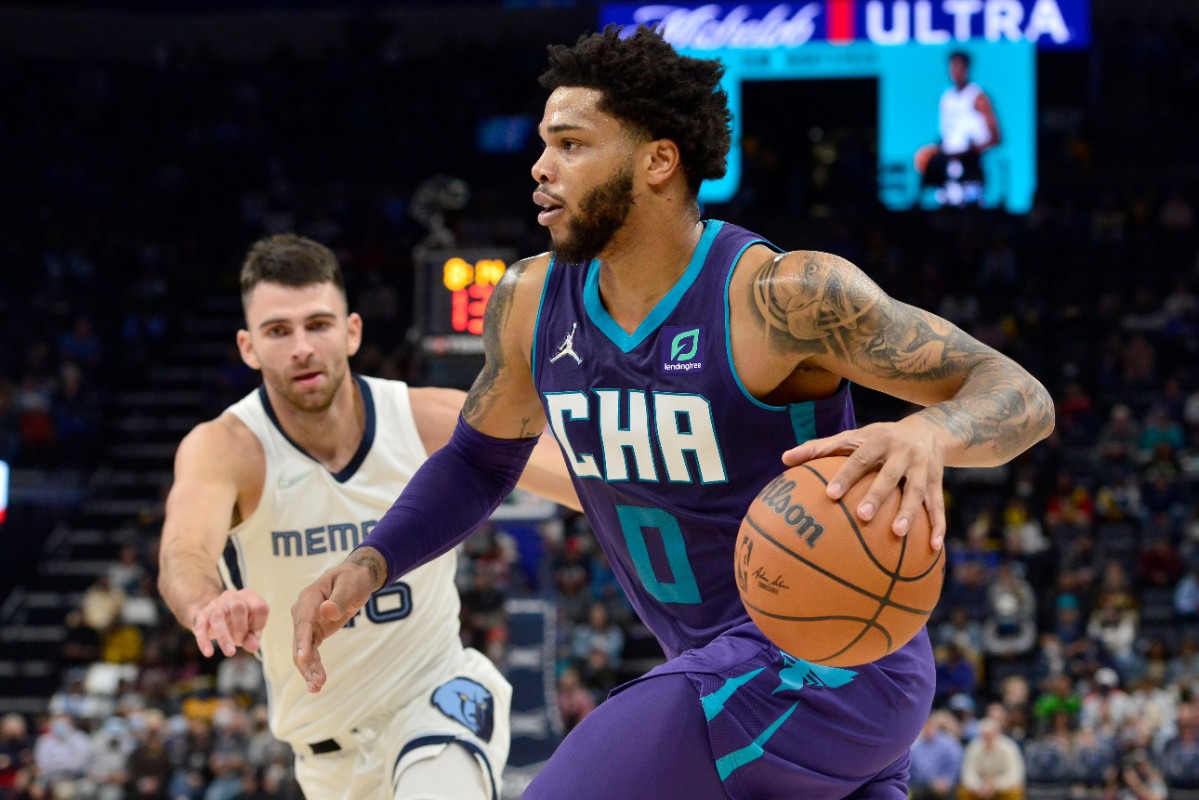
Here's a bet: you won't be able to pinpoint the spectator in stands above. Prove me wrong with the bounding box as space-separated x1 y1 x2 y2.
215 651 265 706
1108 748 1168 800
1161 699 1199 789
86 716 131 800
556 667 597 735
1137 534 1185 589
0 713 33 796
571 602 625 688
997 676 1032 744
1045 472 1095 533
108 546 145 595
1095 405 1141 470
81 576 125 633
124 714 172 799
119 576 160 630
937 606 985 657
1095 470 1145 523
1088 595 1139 676
459 564 509 665
935 643 979 706
1033 673 1082 737
34 714 91 796
949 693 982 742
1081 668 1137 738
49 678 112 722
958 717 1025 800
982 562 1037 659
1055 382 1097 445
1140 405 1185 457
910 710 963 800
1176 563 1199 620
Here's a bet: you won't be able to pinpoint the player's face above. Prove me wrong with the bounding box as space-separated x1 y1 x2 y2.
237 282 362 414
949 57 968 86
532 87 639 263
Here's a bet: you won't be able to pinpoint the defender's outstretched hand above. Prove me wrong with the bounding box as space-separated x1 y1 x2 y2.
782 416 948 550
192 588 270 657
291 548 385 693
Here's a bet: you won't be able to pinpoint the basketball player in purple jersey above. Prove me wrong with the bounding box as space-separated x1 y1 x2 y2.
293 27 1054 799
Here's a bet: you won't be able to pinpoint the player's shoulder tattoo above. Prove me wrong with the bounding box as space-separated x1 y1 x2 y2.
461 256 538 426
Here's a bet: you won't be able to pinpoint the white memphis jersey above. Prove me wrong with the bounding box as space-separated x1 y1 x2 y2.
939 82 990 155
222 376 464 746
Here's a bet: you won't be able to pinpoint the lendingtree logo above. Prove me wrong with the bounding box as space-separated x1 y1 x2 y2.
671 329 700 361
662 325 704 373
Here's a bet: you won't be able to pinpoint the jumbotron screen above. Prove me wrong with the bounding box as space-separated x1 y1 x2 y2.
601 0 1091 213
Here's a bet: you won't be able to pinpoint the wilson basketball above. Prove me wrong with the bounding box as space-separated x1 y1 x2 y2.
735 456 944 667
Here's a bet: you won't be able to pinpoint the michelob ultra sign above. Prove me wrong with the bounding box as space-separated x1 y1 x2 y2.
600 1 1089 50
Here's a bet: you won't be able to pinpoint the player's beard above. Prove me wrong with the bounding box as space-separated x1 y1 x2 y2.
552 162 635 265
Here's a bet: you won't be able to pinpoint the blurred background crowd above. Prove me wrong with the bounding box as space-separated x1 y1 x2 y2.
1 1 1199 799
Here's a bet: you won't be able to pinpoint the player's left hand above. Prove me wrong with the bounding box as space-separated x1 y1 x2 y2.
781 416 948 550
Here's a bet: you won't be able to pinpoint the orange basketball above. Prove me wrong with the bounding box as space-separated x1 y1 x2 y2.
735 456 945 667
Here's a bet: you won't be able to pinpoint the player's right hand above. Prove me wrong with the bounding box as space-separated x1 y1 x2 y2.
191 588 270 658
291 550 383 694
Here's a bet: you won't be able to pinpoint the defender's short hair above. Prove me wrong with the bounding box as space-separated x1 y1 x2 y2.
239 234 347 309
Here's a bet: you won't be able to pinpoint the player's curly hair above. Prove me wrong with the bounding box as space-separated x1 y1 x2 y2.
539 25 732 198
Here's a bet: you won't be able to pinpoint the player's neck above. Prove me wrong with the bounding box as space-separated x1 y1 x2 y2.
595 210 704 335
271 377 365 472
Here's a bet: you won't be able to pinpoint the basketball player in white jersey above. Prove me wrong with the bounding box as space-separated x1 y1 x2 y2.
158 234 579 800
914 50 1001 206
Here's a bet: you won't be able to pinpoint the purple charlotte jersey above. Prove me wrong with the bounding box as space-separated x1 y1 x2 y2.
527 221 935 798
534 220 859 658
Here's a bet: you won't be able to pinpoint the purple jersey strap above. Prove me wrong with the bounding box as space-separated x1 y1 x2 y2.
358 415 539 586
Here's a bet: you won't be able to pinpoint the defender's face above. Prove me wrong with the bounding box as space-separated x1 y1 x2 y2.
532 87 639 263
238 282 361 413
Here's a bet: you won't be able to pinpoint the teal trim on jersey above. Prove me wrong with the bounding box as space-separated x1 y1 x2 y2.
584 220 724 354
531 256 555 389
723 237 786 411
788 402 817 445
715 702 799 781
701 667 764 722
774 653 857 694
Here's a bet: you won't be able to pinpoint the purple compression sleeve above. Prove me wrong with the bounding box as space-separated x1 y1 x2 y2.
358 415 539 586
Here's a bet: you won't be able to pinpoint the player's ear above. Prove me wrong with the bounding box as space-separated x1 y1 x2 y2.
346 312 363 358
643 138 683 188
236 329 261 370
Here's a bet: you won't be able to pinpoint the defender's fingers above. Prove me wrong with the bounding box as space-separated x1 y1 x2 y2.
207 607 238 657
192 613 215 658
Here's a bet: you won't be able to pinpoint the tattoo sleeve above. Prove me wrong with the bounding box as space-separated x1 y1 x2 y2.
461 260 529 427
749 251 1054 461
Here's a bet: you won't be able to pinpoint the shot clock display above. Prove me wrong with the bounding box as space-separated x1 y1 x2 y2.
414 248 516 359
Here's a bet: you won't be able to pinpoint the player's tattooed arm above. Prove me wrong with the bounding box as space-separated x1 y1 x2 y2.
461 258 530 427
346 547 386 591
750 250 1054 464
459 256 550 440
